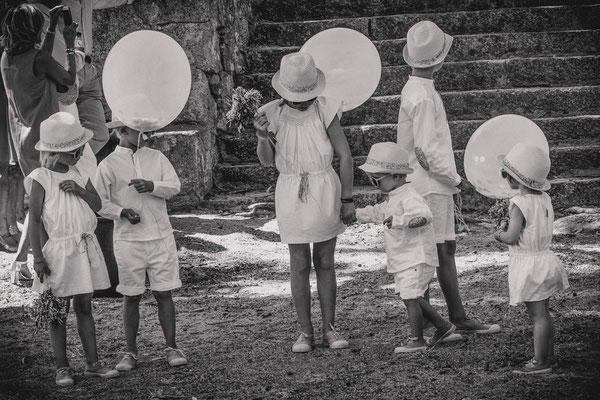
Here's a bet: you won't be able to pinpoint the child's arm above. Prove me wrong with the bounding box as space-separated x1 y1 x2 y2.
253 111 275 166
494 204 524 245
356 202 387 224
94 165 124 220
327 115 357 225
129 154 181 199
59 178 102 212
412 100 462 187
28 181 51 282
384 197 433 229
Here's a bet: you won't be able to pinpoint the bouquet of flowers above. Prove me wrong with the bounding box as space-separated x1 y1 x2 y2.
225 87 263 134
488 199 510 231
30 288 68 330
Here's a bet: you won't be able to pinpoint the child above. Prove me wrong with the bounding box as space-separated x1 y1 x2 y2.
396 20 500 334
253 52 356 352
494 143 569 374
27 112 118 386
355 142 456 353
94 119 187 370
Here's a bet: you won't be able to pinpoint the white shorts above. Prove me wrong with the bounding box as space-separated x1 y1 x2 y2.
394 263 436 300
424 194 456 243
114 236 182 296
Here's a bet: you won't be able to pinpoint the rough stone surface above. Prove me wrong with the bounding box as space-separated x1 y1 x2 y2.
553 213 600 235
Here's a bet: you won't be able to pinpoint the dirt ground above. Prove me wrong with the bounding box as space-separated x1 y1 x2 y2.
0 209 599 400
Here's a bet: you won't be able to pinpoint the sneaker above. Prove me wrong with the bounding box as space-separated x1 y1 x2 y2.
323 325 349 350
55 367 74 387
394 338 427 354
84 361 120 379
115 352 138 371
454 319 501 334
292 332 314 353
165 347 188 367
429 323 456 348
513 358 552 375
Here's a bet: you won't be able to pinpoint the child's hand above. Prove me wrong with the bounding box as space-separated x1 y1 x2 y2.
121 208 141 224
59 180 84 196
383 216 393 229
253 112 270 139
341 203 357 225
493 230 503 242
408 217 427 228
499 218 509 231
129 179 154 193
33 259 51 283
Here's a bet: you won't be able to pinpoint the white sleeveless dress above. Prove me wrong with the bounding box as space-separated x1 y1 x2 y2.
507 193 569 305
259 97 346 244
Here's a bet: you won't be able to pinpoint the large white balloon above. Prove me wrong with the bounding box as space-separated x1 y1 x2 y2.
464 114 549 199
300 28 381 112
103 30 191 131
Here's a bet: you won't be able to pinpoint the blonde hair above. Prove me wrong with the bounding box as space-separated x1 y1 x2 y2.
40 151 60 169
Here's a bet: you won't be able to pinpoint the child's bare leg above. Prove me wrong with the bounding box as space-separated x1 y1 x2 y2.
49 300 70 368
123 294 143 354
313 237 337 333
418 297 448 329
525 299 553 366
436 241 467 323
153 290 177 348
73 293 99 366
403 299 425 342
288 243 313 335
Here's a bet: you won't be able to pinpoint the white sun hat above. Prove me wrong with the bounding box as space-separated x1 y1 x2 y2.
271 52 326 102
497 142 551 191
35 112 93 152
402 21 453 68
359 142 414 175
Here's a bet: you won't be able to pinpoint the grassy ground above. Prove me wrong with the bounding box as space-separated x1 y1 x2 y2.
0 210 598 399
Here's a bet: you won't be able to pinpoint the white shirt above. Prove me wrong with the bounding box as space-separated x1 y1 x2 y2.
397 76 461 196
356 185 439 273
94 145 180 241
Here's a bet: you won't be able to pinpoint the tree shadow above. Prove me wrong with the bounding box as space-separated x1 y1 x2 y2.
171 214 281 243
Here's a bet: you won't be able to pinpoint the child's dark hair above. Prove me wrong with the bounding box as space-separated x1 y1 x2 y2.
1 4 44 56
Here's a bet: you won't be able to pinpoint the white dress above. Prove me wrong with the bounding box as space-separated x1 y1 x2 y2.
507 193 569 305
25 165 110 298
259 97 346 244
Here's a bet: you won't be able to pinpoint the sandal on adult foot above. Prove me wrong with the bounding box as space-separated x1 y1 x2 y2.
85 361 120 379
292 332 314 353
115 352 138 371
513 358 552 375
166 347 188 367
428 323 456 348
454 319 501 334
394 338 427 354
323 324 348 350
55 367 74 387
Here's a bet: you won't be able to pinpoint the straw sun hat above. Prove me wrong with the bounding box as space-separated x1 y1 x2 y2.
271 52 326 102
35 112 93 152
403 21 453 68
497 142 551 191
359 142 414 175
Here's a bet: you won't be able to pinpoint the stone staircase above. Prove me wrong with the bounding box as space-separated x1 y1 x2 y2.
214 0 600 210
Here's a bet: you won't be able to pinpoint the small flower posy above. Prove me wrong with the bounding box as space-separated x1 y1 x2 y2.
226 86 263 134
30 288 68 331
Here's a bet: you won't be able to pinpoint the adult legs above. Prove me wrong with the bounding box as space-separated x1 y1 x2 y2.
77 63 109 154
436 240 467 324
288 243 313 335
313 237 337 333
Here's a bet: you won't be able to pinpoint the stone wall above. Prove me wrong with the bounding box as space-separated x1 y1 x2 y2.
92 0 253 210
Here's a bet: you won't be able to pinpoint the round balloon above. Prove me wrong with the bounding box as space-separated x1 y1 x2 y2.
102 30 191 131
464 114 549 199
300 28 381 111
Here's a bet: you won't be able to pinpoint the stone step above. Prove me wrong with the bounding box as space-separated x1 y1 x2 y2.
203 177 600 212
342 86 600 126
251 0 599 22
239 55 600 98
246 30 600 73
250 5 600 46
215 145 600 191
218 116 600 162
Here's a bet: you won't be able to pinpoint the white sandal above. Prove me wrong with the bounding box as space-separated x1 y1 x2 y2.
10 260 32 285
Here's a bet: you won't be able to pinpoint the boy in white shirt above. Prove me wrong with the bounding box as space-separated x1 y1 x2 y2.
356 142 456 353
396 21 500 334
94 119 187 370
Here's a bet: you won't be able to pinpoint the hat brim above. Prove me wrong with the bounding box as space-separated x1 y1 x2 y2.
402 33 453 68
359 164 414 175
271 68 326 102
106 120 125 129
34 128 94 152
497 154 551 191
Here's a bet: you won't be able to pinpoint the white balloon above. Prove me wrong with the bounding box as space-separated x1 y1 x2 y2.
300 28 381 112
464 114 550 199
102 30 191 131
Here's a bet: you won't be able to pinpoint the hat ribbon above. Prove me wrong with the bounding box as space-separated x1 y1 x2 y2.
502 158 546 190
365 157 410 171
280 77 318 94
408 35 447 66
39 131 86 150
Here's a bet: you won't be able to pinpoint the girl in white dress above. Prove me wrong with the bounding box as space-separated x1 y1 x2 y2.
494 143 569 375
253 52 357 352
27 112 118 386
